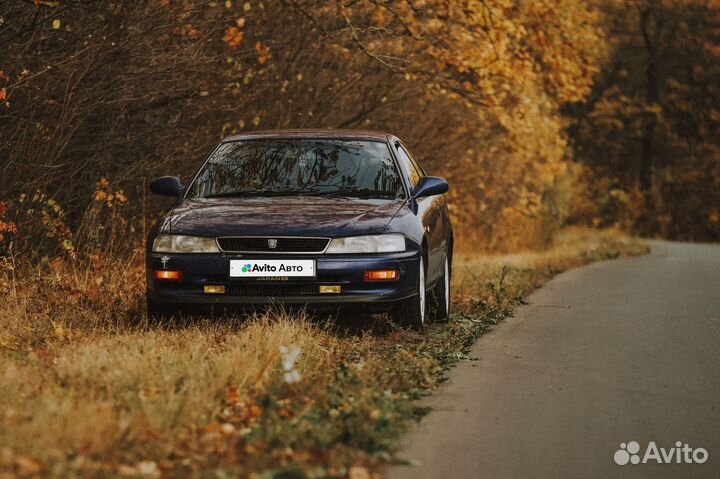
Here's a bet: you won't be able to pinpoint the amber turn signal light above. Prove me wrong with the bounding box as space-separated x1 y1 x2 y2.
155 270 182 281
319 285 342 294
364 269 399 281
203 285 226 294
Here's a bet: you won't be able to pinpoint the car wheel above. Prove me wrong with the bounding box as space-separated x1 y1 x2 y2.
393 256 427 330
432 255 451 322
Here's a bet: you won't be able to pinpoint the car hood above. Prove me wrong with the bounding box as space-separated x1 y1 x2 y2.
160 196 407 237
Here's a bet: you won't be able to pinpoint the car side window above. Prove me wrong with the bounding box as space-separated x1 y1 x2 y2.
404 144 426 177
395 143 422 188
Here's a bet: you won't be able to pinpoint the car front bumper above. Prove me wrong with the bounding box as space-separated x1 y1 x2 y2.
146 250 420 311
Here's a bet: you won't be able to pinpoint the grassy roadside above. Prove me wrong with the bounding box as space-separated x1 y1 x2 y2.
0 228 646 479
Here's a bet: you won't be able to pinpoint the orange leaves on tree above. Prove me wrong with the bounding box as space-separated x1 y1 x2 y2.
223 26 245 50
255 41 271 65
0 202 8 220
223 18 246 50
0 202 17 243
93 178 127 208
0 71 8 103
174 23 201 41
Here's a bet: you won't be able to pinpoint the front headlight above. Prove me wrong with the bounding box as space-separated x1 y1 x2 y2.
152 235 220 253
325 234 406 254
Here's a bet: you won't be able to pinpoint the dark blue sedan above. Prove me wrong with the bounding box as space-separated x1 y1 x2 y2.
146 129 453 329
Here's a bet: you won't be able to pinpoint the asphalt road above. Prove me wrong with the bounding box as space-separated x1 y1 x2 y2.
391 241 720 479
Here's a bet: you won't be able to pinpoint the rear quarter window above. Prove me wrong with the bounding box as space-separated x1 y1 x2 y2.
394 143 423 188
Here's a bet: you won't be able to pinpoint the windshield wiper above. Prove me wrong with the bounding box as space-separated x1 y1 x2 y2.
204 189 401 199
308 188 401 199
203 190 304 198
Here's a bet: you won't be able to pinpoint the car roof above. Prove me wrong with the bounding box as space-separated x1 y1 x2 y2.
222 128 393 143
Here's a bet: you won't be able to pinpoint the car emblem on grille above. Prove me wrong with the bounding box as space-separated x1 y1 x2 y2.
268 239 278 249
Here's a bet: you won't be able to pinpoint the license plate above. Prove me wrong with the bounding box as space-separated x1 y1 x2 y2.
229 259 316 278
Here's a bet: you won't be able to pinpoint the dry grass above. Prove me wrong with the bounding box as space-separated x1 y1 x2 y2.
1 314 355 477
452 227 648 309
0 227 646 478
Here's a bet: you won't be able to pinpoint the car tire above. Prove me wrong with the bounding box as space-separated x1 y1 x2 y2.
392 256 427 330
432 255 451 322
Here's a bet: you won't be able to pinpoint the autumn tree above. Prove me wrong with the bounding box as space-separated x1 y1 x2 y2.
567 0 720 240
2 0 610 254
306 0 608 249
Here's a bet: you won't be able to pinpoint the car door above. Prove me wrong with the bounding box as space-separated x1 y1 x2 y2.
393 141 445 285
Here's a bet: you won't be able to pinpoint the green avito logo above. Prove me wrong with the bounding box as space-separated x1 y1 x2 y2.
241 263 253 273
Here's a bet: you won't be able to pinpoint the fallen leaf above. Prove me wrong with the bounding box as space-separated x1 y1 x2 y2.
348 465 371 479
117 464 139 477
249 404 262 418
15 456 43 476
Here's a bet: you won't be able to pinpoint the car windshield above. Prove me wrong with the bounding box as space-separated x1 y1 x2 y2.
187 139 406 199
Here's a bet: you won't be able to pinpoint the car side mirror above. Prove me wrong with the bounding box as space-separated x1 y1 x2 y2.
150 176 183 197
413 176 449 199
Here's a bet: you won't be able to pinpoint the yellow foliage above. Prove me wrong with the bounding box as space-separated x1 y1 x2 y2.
315 0 609 250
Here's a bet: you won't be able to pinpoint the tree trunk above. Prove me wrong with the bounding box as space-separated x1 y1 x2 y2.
639 5 661 191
